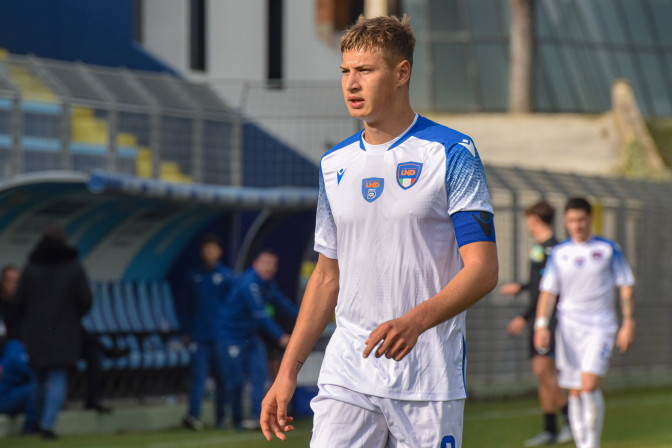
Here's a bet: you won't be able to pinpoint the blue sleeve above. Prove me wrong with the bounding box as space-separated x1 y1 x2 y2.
314 166 338 259
610 242 635 287
221 268 237 302
445 141 493 216
242 281 285 340
451 211 496 247
269 281 299 319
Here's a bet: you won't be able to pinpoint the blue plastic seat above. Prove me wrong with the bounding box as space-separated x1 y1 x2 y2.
98 283 120 333
158 281 181 332
136 281 159 332
123 282 145 333
111 282 133 333
149 281 172 333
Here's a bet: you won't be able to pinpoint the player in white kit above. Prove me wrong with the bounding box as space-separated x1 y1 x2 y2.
259 15 499 447
534 197 635 448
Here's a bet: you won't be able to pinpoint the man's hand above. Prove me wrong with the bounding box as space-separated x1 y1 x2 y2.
278 333 291 348
507 316 527 336
260 375 296 441
500 282 522 297
363 314 422 361
533 327 550 353
616 318 635 353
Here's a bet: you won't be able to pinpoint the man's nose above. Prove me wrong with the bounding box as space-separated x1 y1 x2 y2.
344 72 360 91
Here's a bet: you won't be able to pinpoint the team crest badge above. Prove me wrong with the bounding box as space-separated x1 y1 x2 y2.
362 177 384 202
396 162 423 189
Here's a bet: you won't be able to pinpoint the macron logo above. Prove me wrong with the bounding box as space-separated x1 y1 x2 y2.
458 139 476 157
337 168 346 184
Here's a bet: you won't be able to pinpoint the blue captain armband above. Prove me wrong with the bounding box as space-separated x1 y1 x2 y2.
451 211 496 248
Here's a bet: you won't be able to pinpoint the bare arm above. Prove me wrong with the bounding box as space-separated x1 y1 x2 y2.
616 285 634 353
260 254 339 441
363 241 498 361
532 290 558 352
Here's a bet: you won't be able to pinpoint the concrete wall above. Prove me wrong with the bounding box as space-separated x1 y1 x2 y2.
141 0 341 82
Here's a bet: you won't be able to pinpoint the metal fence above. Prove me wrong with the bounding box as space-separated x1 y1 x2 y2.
469 166 672 395
1 53 671 396
0 53 241 185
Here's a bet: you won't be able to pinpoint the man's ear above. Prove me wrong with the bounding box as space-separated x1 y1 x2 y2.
397 60 411 87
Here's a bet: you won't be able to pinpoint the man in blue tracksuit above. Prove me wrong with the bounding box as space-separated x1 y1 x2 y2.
222 248 298 430
0 340 37 432
178 234 235 430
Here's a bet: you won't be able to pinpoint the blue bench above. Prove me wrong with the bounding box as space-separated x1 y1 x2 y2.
79 280 190 398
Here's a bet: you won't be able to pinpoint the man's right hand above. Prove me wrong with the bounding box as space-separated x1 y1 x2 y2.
260 375 296 441
500 282 522 296
533 327 550 353
507 316 527 336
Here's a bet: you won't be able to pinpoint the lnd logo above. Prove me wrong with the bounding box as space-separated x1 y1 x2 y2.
361 177 384 203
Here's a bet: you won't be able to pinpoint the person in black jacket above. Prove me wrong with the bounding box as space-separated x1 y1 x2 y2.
14 226 92 440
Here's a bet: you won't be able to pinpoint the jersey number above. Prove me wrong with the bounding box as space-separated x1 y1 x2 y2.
441 435 456 448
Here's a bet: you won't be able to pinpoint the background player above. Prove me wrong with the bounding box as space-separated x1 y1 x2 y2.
222 249 294 430
534 197 635 448
500 201 571 445
178 234 235 430
260 15 498 447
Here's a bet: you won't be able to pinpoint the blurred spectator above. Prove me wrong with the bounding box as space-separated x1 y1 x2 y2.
500 201 571 446
177 234 235 430
0 264 21 344
222 249 297 430
0 340 37 432
14 225 92 440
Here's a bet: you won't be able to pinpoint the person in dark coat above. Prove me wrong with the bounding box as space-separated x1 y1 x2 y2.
14 226 92 439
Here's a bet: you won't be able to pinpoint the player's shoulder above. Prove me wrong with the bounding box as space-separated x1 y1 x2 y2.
320 130 362 168
551 238 574 253
591 235 622 252
409 115 475 154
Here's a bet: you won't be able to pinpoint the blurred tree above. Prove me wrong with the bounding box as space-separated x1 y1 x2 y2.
508 0 535 113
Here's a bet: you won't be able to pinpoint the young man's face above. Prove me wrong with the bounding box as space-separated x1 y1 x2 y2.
524 214 540 235
0 269 19 300
341 48 402 124
253 252 278 281
200 242 222 268
564 208 592 242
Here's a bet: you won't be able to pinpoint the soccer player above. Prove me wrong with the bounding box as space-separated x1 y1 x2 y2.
178 234 235 430
222 249 295 430
534 197 635 448
260 15 498 447
500 201 571 446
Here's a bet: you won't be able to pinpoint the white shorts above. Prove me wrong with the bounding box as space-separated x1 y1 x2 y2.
310 384 464 448
555 320 616 390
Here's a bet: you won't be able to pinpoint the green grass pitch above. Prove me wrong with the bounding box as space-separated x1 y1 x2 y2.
1 386 670 447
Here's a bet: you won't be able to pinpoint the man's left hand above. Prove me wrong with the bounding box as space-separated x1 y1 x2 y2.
363 315 422 362
616 318 635 353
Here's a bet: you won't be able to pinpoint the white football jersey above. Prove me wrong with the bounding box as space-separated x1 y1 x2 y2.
314 114 493 401
540 236 634 332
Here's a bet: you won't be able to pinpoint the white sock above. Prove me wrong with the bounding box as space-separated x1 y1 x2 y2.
568 395 586 447
581 390 605 448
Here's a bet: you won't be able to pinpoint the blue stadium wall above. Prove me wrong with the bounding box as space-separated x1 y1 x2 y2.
0 0 175 74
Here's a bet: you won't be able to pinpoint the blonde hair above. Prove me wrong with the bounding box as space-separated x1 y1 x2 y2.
340 15 415 68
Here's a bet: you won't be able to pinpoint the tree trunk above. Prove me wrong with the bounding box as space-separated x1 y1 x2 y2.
508 0 535 113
